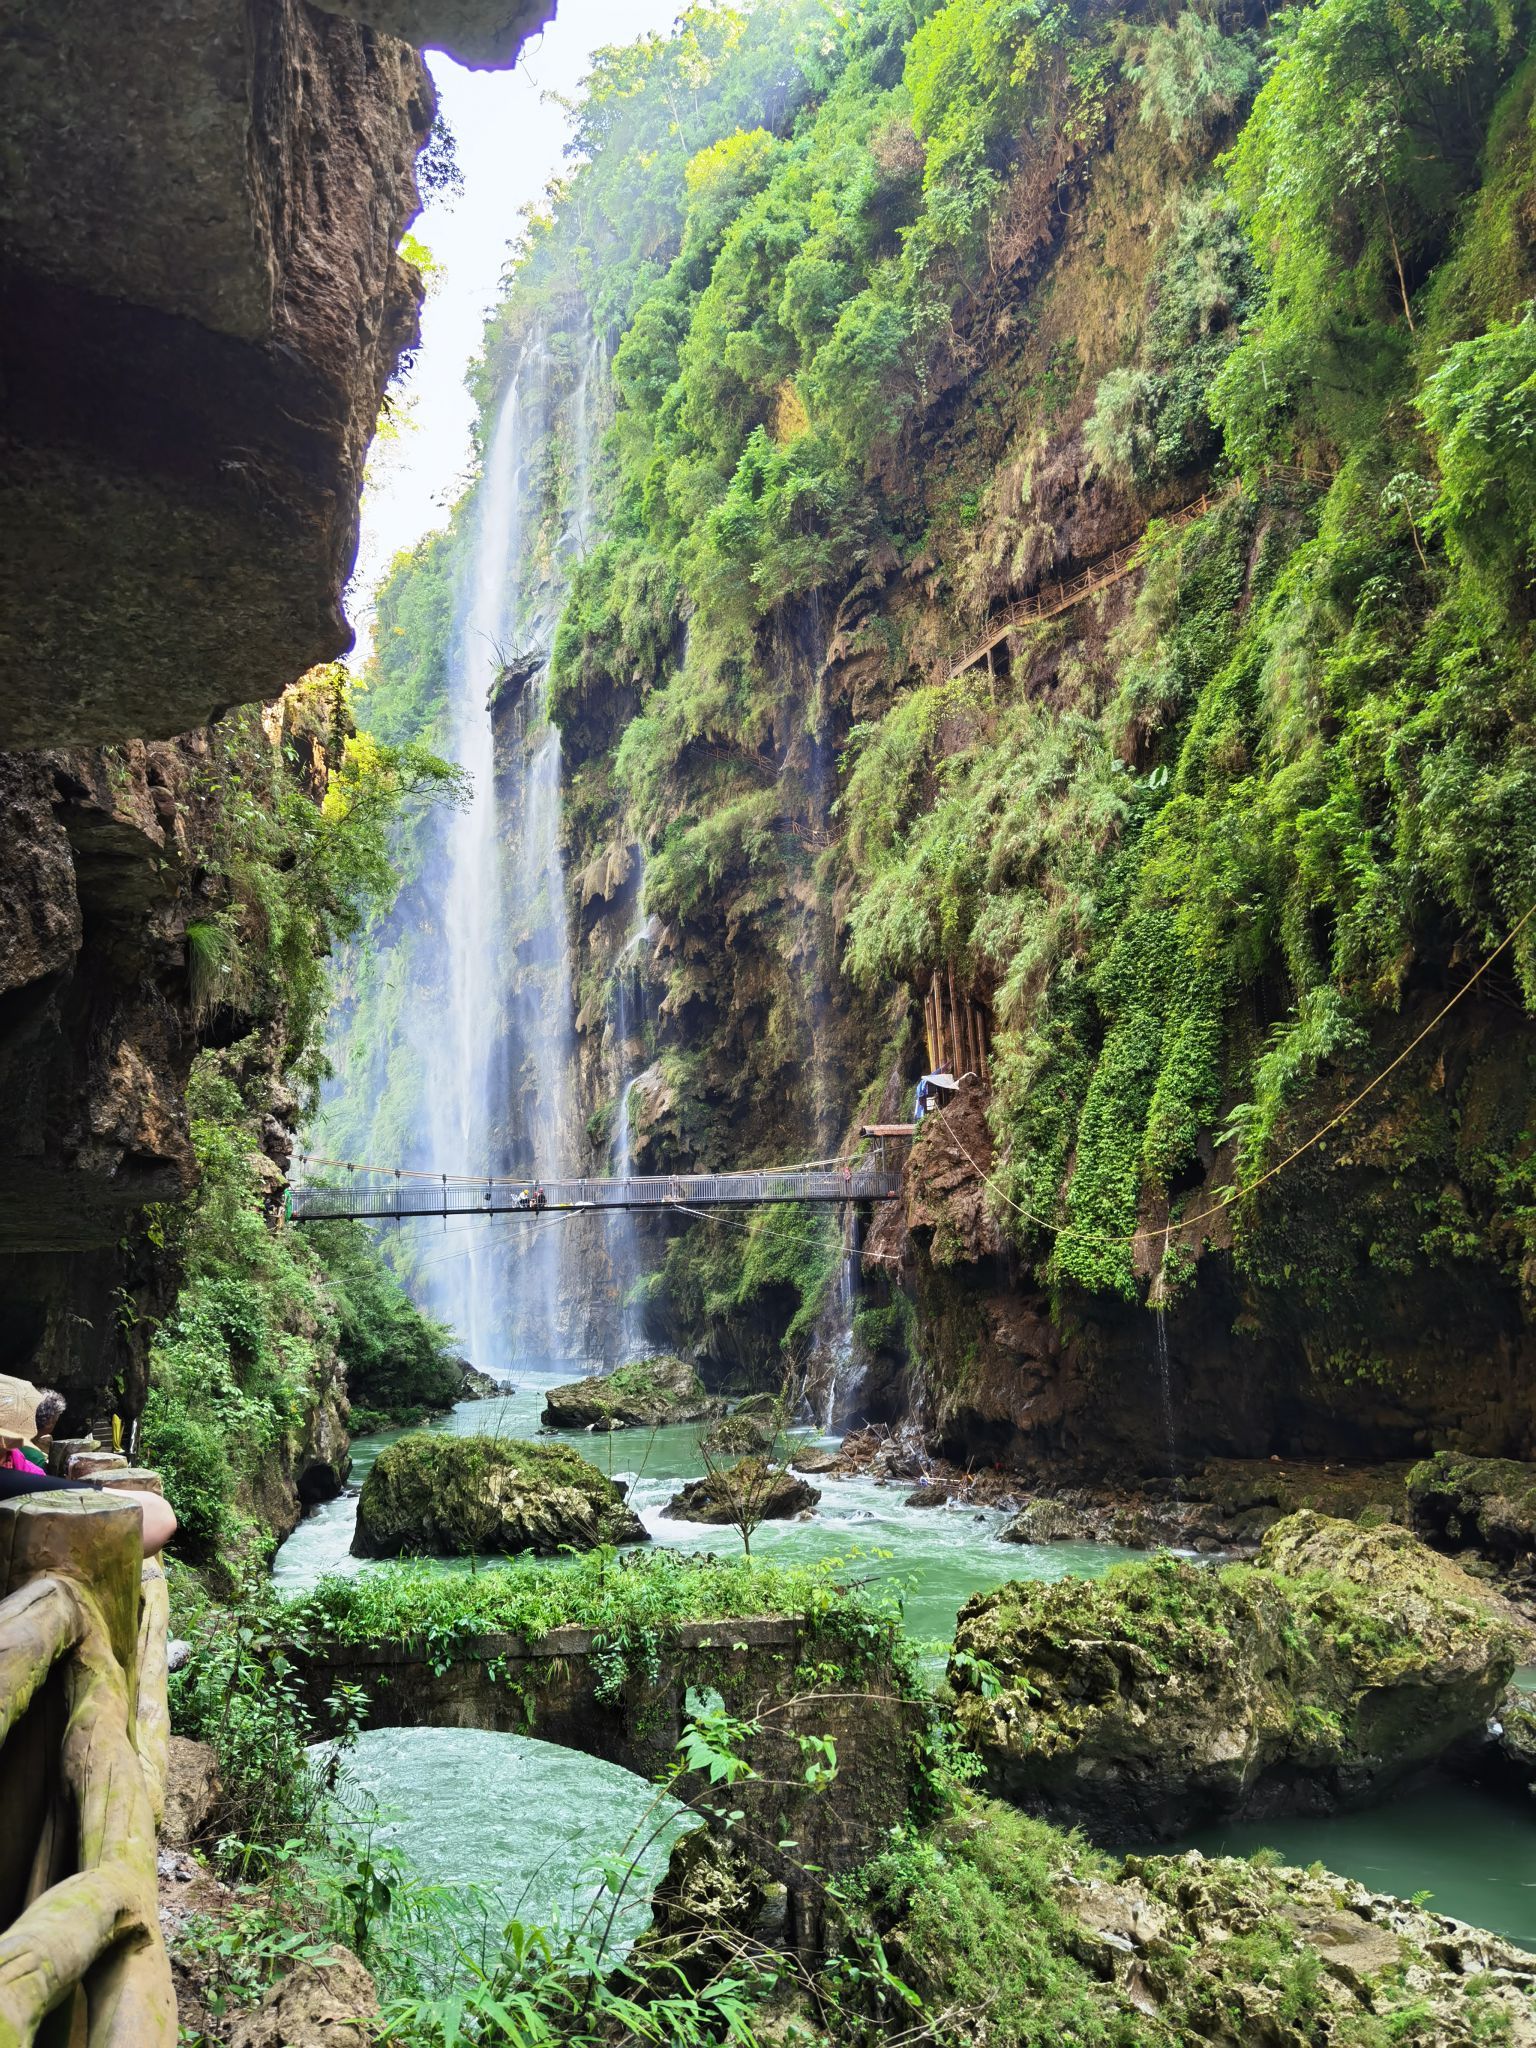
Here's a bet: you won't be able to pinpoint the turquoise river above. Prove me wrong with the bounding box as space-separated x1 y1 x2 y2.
274 1374 1536 1950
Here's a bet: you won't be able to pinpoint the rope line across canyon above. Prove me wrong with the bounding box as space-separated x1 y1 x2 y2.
938 902 1536 1252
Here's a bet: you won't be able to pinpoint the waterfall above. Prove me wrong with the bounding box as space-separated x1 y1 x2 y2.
413 354 535 1372
317 317 613 1372
568 323 604 559
502 652 580 1363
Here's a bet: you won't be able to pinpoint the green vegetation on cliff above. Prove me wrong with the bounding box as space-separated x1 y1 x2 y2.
335 0 1536 1404
140 676 462 1559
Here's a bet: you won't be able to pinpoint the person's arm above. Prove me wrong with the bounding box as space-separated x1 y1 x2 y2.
117 1488 177 1557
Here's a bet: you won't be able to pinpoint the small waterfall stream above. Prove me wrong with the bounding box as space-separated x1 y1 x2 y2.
608 910 656 1361
1152 1308 1179 1484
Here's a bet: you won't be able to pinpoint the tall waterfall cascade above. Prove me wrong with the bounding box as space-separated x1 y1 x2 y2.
321 321 627 1374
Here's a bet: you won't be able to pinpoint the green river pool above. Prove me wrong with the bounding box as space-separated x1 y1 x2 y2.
275 1379 1536 1949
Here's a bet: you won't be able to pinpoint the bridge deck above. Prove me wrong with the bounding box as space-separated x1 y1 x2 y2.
289 1163 901 1223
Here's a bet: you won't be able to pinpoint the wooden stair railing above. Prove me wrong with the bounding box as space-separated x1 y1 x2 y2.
0 1493 175 2047
946 493 1212 682
944 465 1337 685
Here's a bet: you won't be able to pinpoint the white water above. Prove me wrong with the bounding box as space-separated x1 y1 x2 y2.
1152 1309 1178 1483
373 325 610 1373
414 356 535 1370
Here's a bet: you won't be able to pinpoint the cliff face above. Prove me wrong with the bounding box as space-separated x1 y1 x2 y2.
0 741 216 1253
886 1070 1536 1479
310 0 555 67
0 714 290 1427
0 0 431 745
331 0 1536 1469
556 1 1536 1464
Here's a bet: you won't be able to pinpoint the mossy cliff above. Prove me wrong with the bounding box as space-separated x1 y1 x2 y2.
328 0 1536 1465
836 1797 1536 2048
0 673 461 1564
949 1513 1528 1838
352 1433 648 1557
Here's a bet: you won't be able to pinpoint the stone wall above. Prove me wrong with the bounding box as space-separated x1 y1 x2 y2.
299 1615 915 1885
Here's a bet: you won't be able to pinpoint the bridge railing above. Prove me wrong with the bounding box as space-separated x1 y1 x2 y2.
289 1161 901 1222
0 1494 175 2047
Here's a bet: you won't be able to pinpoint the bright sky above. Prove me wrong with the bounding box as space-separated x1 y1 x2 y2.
346 0 686 656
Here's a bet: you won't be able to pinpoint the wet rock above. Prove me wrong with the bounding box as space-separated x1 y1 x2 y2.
1409 1452 1536 1596
458 1362 504 1400
790 1446 839 1474
950 1512 1526 1838
161 1736 220 1848
1000 1498 1085 1543
665 1461 820 1525
225 1946 377 2048
1492 1689 1536 1795
829 1421 927 1482
542 1355 724 1431
353 1432 648 1557
997 1462 1416 1554
904 1481 954 1508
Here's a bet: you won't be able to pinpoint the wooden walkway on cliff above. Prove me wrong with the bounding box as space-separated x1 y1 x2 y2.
945 468 1334 683
946 493 1211 680
288 1150 906 1224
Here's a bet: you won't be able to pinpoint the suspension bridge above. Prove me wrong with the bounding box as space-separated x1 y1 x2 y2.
286 1134 914 1224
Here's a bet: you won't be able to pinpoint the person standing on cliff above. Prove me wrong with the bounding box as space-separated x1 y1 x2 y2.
0 1375 177 1555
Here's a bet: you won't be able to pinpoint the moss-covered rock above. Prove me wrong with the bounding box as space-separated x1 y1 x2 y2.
1409 1451 1536 1585
351 1433 648 1558
701 1400 782 1456
949 1512 1525 1838
840 1795 1536 2048
664 1460 820 1525
541 1355 723 1431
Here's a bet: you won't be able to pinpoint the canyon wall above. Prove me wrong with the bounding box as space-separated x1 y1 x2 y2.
333 0 1536 1472
0 0 551 1476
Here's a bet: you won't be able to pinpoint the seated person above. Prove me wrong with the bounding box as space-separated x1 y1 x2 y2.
0 1375 177 1557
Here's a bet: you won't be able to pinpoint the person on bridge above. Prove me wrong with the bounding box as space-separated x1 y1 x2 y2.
0 1375 178 1556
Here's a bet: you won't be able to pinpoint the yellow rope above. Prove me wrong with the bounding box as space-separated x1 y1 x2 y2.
938 901 1536 1249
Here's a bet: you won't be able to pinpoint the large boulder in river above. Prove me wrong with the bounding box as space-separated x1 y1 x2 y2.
1408 1451 1536 1589
352 1433 647 1558
949 1511 1525 1838
541 1355 724 1431
665 1459 820 1525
